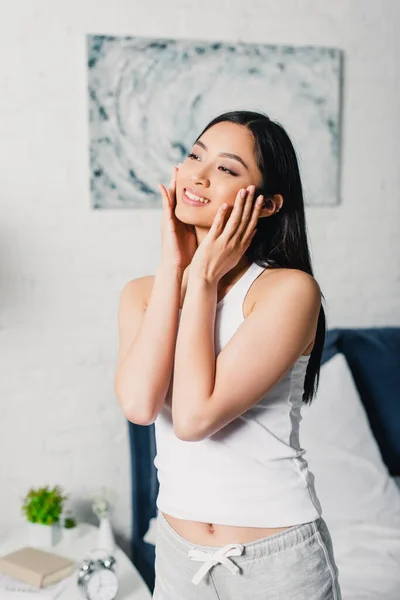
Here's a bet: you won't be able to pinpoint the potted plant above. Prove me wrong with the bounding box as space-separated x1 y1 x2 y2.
22 485 67 547
62 509 78 543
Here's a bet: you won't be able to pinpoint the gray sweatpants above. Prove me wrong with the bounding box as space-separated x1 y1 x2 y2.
153 511 342 599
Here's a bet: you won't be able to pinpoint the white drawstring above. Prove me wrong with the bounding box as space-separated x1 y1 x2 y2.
188 543 245 585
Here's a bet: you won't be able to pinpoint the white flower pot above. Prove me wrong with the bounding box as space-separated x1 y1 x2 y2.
28 522 56 548
62 526 78 544
97 517 115 554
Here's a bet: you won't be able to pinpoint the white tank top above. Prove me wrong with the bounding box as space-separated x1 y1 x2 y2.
153 261 322 527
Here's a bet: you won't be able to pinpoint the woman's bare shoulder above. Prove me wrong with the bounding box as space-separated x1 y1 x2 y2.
123 275 155 308
251 268 320 355
123 275 154 306
248 267 320 313
256 267 320 293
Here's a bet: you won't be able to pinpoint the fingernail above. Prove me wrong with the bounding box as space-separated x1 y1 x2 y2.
240 189 246 198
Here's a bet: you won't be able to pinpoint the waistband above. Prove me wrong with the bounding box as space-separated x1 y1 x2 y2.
157 511 323 561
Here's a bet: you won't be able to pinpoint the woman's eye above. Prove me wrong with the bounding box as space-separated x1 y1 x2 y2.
187 153 236 176
218 166 236 175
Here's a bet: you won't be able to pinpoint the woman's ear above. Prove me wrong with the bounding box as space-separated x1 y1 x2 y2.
258 193 283 218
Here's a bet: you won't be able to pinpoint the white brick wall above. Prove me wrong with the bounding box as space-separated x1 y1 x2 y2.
0 0 399 552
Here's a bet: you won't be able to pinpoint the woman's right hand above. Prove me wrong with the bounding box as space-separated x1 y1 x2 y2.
158 166 198 271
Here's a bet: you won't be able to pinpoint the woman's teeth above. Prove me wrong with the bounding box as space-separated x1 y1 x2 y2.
185 190 210 203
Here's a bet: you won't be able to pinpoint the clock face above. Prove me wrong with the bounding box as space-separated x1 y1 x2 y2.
86 568 118 600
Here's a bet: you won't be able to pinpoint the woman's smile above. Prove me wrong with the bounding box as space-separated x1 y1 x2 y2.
182 188 211 206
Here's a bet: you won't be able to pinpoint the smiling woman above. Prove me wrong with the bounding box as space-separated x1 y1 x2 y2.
115 110 341 599
175 121 270 229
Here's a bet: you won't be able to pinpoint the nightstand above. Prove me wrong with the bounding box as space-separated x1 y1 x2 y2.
0 522 152 599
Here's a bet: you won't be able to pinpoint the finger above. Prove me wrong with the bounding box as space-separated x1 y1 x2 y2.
208 203 229 239
237 185 257 237
167 167 177 201
222 188 247 240
242 195 264 241
158 183 171 210
244 229 257 250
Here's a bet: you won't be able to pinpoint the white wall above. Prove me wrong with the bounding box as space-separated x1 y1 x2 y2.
0 0 399 553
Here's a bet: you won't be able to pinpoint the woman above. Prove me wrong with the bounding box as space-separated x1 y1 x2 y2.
114 110 342 599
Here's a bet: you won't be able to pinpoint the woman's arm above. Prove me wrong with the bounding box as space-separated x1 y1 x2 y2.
172 269 320 441
171 270 219 437
114 264 184 425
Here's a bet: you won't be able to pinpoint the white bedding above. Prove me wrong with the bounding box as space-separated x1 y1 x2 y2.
145 353 400 599
326 522 400 599
300 353 400 599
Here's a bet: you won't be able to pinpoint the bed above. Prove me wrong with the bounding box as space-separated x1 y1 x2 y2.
127 327 400 598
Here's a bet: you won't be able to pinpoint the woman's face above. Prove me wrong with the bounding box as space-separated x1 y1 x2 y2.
175 122 264 227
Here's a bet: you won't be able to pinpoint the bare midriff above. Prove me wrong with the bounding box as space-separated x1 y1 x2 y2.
162 512 293 546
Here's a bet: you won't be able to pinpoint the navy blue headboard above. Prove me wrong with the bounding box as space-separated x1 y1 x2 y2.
127 421 159 593
127 327 400 593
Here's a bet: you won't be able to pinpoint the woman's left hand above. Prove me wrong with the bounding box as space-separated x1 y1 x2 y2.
190 185 264 284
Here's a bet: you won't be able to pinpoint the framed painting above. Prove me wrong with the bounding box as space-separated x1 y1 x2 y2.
87 35 343 208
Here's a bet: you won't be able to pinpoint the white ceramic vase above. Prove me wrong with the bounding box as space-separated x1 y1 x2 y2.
28 522 56 548
97 516 115 554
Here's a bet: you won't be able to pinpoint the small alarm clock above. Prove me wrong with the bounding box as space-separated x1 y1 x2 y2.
77 551 118 600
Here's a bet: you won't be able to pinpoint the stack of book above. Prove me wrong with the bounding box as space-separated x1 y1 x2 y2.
0 546 75 588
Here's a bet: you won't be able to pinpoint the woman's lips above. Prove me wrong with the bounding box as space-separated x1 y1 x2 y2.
182 189 210 207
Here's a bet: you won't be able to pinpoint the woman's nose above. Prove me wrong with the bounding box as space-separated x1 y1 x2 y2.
189 171 210 186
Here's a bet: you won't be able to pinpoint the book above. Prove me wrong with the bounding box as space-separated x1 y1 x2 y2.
0 547 75 588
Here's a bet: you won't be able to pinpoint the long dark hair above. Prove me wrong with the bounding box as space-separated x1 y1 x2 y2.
195 110 327 405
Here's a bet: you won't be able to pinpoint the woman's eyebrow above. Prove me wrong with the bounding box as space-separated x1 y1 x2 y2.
193 140 249 170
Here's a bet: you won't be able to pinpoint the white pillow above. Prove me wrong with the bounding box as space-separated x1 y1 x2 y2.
143 512 158 545
301 352 400 528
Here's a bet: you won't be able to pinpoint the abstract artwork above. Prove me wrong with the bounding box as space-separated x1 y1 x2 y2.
87 35 343 208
